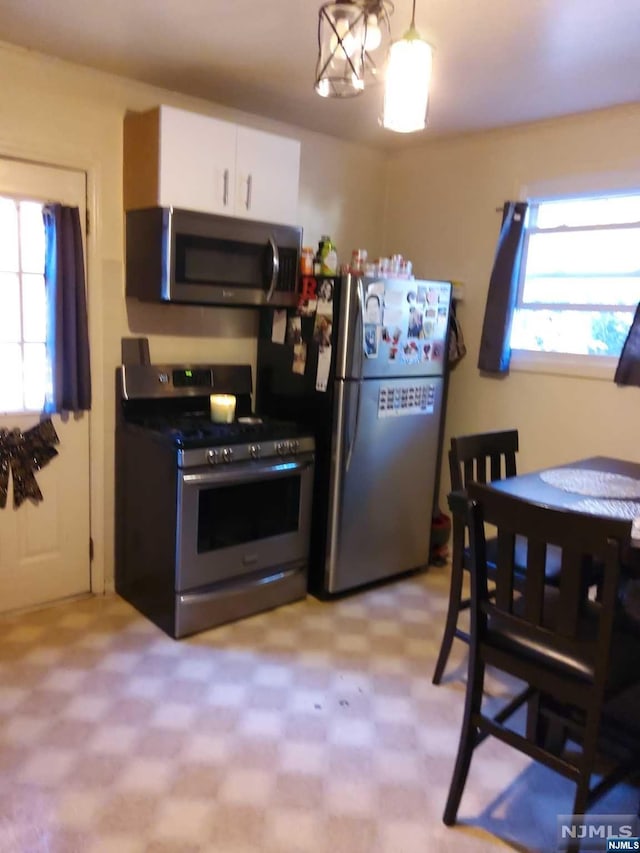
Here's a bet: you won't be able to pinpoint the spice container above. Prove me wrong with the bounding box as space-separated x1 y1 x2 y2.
300 247 314 276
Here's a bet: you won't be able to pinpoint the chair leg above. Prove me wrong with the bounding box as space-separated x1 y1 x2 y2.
443 658 485 825
566 710 601 852
433 526 466 685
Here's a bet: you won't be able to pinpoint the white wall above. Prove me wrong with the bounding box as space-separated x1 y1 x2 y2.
0 42 387 590
384 104 640 506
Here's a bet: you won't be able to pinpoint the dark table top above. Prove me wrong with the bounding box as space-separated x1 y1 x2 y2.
489 456 640 568
490 456 640 512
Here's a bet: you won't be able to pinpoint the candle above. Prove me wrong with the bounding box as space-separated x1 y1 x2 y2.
209 394 236 423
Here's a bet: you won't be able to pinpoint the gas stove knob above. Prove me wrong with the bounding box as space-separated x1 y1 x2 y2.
207 449 219 465
276 440 289 456
249 443 261 459
221 447 234 463
290 439 300 455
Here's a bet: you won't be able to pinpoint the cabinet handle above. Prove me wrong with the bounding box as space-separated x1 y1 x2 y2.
245 174 252 210
223 168 229 206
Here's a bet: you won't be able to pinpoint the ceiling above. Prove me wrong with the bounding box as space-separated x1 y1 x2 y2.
1 0 639 149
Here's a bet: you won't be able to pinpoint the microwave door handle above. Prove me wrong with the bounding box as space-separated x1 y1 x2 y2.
265 235 280 303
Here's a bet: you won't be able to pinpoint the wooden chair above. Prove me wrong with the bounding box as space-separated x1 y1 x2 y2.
432 429 563 685
443 484 640 831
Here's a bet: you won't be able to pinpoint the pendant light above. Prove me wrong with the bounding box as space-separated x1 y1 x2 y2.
315 1 393 98
382 0 432 132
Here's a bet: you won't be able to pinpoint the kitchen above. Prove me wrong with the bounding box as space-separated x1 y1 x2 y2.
1 5 640 848
2 47 638 606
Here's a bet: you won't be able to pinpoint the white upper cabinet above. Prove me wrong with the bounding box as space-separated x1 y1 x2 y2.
235 127 301 226
123 105 301 226
158 107 237 215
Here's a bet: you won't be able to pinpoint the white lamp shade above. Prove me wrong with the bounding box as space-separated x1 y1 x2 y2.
382 34 432 132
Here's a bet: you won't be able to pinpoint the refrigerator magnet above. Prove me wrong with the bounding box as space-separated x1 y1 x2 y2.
401 341 420 363
292 342 307 375
286 315 302 346
297 295 317 317
407 307 423 338
383 306 403 329
365 293 382 324
271 309 287 344
313 313 332 348
316 345 331 392
364 323 379 358
317 279 334 313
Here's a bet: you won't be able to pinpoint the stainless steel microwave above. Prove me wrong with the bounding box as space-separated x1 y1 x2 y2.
126 207 302 308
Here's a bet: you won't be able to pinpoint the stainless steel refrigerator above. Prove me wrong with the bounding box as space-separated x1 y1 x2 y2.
257 273 452 596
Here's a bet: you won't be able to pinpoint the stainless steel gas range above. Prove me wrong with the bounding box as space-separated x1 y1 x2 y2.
115 362 315 638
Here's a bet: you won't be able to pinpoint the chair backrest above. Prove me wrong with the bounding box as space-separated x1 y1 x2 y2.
449 429 519 493
466 482 628 691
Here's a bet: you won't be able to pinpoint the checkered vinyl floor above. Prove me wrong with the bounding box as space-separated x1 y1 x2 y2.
0 565 637 852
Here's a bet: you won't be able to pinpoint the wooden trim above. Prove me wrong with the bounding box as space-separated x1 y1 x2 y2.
123 107 160 211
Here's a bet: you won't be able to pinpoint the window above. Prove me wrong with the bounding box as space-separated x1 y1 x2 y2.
0 196 48 412
510 192 640 358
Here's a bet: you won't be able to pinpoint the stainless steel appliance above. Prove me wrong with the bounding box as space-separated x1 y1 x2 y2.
115 362 315 638
257 274 452 596
126 207 302 308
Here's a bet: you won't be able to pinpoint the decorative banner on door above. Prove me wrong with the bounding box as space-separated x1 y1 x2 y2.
0 419 60 509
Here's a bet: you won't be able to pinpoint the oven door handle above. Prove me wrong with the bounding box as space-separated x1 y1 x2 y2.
182 456 313 487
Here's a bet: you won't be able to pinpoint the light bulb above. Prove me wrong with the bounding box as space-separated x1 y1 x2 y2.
315 78 331 97
329 17 358 58
383 34 433 132
364 13 382 51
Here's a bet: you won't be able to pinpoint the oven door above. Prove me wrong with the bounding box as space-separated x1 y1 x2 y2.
176 453 314 591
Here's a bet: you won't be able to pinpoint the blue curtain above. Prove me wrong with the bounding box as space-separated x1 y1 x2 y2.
477 201 528 374
614 302 640 387
43 205 92 413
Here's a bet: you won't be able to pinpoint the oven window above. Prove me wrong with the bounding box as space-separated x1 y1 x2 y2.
197 475 301 552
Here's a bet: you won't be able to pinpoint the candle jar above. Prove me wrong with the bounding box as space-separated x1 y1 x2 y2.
209 394 236 423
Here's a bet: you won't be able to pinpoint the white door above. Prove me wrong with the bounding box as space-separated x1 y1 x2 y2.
235 126 300 225
0 159 91 613
158 105 237 216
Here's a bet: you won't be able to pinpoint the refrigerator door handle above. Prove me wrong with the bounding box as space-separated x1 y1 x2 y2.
346 278 365 472
356 276 366 380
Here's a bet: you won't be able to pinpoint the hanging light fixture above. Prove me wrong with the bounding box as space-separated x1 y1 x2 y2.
382 0 432 132
315 1 393 98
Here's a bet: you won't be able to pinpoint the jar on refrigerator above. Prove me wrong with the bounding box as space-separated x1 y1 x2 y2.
300 247 314 276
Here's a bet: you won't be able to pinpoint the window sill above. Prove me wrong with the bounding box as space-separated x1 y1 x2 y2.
509 350 618 381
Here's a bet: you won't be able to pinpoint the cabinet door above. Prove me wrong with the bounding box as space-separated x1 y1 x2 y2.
158 106 236 215
235 127 300 225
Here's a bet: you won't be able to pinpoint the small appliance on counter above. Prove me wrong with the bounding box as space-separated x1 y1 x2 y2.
115 357 315 638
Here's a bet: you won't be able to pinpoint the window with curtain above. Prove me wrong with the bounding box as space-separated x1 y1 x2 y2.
510 192 640 359
0 196 48 412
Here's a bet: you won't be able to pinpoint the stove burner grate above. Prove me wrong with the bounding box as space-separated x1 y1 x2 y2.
131 415 302 449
